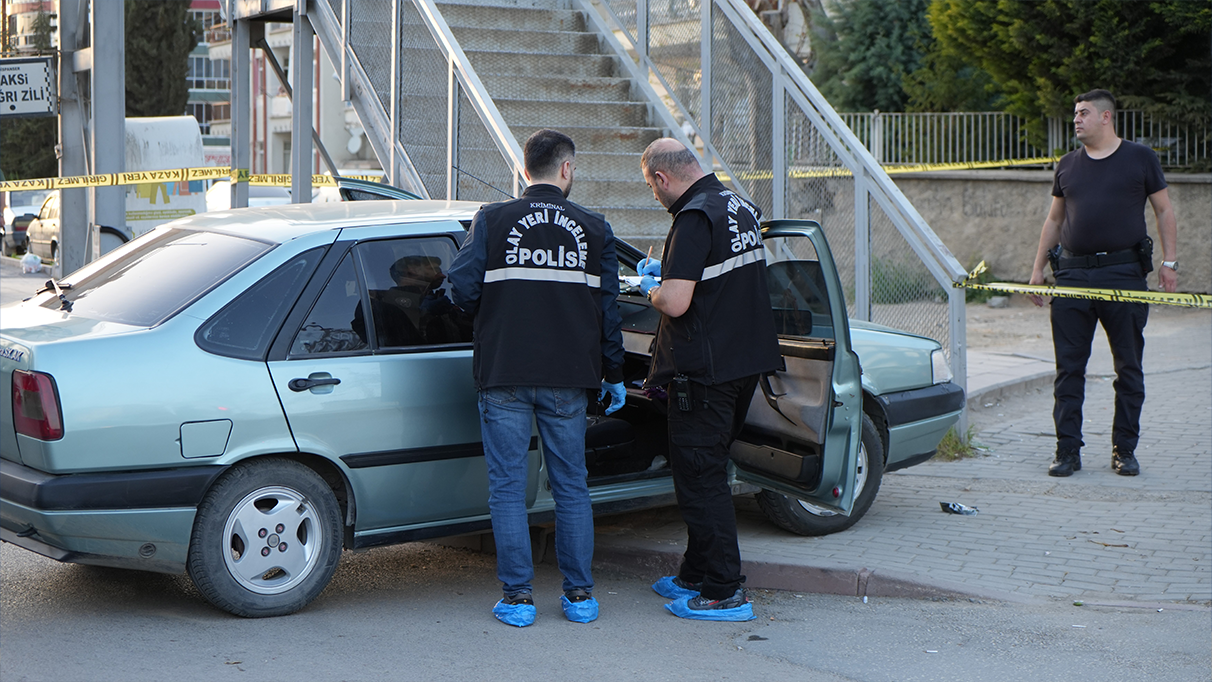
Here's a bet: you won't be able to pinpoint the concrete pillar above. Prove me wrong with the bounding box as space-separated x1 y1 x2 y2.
56 0 87 277
90 1 124 260
290 14 313 203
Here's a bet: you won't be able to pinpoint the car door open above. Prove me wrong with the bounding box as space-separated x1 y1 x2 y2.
729 222 862 516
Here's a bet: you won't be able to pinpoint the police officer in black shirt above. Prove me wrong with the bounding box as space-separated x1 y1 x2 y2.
637 138 782 621
1028 90 1179 478
448 129 626 627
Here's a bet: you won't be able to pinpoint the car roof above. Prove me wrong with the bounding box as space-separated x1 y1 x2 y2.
169 199 482 244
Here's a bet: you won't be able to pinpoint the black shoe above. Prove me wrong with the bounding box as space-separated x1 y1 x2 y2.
686 588 749 612
1112 447 1140 476
564 588 592 603
1048 449 1081 477
501 591 533 606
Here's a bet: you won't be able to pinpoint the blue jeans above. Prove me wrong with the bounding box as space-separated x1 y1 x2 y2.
478 386 594 595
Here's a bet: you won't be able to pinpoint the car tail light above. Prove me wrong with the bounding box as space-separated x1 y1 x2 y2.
12 370 64 440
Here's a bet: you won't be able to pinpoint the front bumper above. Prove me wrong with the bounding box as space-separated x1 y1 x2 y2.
872 382 965 470
0 458 227 573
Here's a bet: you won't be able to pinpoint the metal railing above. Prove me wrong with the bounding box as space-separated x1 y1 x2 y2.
826 110 1208 169
590 0 970 406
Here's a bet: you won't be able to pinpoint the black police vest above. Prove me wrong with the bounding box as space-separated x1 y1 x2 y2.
648 178 783 387
473 185 608 390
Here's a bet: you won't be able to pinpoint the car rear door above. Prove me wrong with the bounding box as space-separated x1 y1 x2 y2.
266 225 511 534
730 222 862 516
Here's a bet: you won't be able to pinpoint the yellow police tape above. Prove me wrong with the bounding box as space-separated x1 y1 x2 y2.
719 156 1062 182
957 261 1211 309
0 167 383 191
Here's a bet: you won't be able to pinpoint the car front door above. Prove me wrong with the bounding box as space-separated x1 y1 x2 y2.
729 222 862 516
266 228 516 538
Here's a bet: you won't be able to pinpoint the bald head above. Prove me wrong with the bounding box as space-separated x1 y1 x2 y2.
641 138 705 209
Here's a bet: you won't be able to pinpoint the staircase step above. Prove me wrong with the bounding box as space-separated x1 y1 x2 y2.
497 98 649 128
479 75 633 104
569 179 659 207
435 0 571 9
451 26 601 55
437 2 585 32
511 125 664 154
464 49 618 78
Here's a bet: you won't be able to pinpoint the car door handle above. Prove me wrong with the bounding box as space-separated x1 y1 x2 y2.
289 376 341 392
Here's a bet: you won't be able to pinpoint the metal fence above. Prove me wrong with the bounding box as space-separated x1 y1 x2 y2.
825 111 1209 169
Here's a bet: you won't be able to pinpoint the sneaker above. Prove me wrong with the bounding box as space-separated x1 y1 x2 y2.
560 588 599 623
492 592 536 627
664 588 756 622
1112 446 1140 476
652 575 701 600
1048 449 1081 477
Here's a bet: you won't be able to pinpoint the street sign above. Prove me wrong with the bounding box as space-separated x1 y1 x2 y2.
0 57 57 118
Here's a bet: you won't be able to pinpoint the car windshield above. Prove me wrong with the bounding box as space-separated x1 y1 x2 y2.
10 190 51 207
37 228 273 327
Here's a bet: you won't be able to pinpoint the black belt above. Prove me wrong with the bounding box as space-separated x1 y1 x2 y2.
1058 248 1138 269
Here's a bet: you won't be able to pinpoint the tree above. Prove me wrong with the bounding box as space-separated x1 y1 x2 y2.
125 0 200 117
809 0 933 111
0 9 58 181
925 0 1211 127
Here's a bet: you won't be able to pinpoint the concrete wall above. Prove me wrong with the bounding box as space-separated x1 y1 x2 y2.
891 171 1211 294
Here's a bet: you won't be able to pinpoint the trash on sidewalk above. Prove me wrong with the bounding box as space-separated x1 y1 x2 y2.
940 502 979 516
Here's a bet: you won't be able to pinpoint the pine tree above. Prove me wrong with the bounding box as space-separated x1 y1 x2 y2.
124 0 200 117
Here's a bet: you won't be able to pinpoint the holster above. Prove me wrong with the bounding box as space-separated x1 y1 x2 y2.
1047 245 1062 273
1135 236 1154 274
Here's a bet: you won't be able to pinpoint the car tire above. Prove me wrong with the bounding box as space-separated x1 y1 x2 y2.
2 239 12 257
756 412 884 536
187 458 343 618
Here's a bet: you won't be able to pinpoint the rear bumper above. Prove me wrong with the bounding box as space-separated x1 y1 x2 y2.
0 458 227 573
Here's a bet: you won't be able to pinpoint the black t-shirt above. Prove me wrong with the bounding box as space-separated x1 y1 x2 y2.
1052 140 1167 254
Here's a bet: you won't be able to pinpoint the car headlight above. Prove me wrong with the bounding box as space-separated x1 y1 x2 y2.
931 348 952 384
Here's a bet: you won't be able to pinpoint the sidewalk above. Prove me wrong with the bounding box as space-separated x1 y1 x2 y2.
593 300 1212 606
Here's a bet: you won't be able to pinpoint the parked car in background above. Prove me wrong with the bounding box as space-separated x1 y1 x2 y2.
0 201 963 617
2 189 52 256
206 177 420 212
24 191 129 262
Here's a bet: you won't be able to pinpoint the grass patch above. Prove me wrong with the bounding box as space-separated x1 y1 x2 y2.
934 426 981 461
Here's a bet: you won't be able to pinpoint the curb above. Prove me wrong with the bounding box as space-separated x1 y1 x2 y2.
966 371 1055 411
589 541 1035 605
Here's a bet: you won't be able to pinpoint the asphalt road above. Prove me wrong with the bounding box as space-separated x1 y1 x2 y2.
2 539 1209 682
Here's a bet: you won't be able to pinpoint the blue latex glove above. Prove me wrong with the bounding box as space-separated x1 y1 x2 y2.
640 275 659 297
599 380 626 415
637 257 661 278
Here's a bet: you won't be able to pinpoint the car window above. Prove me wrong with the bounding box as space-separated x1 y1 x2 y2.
40 228 273 327
763 237 833 339
196 247 326 360
288 253 370 356
354 237 472 349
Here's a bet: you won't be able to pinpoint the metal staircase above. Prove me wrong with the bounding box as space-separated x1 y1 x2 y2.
310 0 675 247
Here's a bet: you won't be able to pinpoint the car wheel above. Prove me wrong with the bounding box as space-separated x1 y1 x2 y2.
187 458 343 617
2 239 12 257
756 412 884 536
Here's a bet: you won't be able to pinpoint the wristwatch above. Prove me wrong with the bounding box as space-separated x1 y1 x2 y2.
1161 260 1178 271
646 285 659 301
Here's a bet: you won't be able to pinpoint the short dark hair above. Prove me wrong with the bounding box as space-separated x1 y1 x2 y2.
1075 89 1116 116
524 129 575 180
641 139 700 180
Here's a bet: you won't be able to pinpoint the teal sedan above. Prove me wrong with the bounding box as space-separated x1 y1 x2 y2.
1 201 962 617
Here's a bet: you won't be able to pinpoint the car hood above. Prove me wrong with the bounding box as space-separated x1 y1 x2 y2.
848 319 942 395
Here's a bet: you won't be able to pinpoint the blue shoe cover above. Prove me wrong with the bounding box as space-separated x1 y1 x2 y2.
652 576 699 600
560 595 599 623
493 600 536 627
664 597 756 622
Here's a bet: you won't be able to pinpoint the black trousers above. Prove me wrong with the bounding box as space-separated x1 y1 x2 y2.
1050 262 1149 454
666 374 759 600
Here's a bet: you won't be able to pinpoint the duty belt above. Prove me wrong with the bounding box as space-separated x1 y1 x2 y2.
1058 248 1138 269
